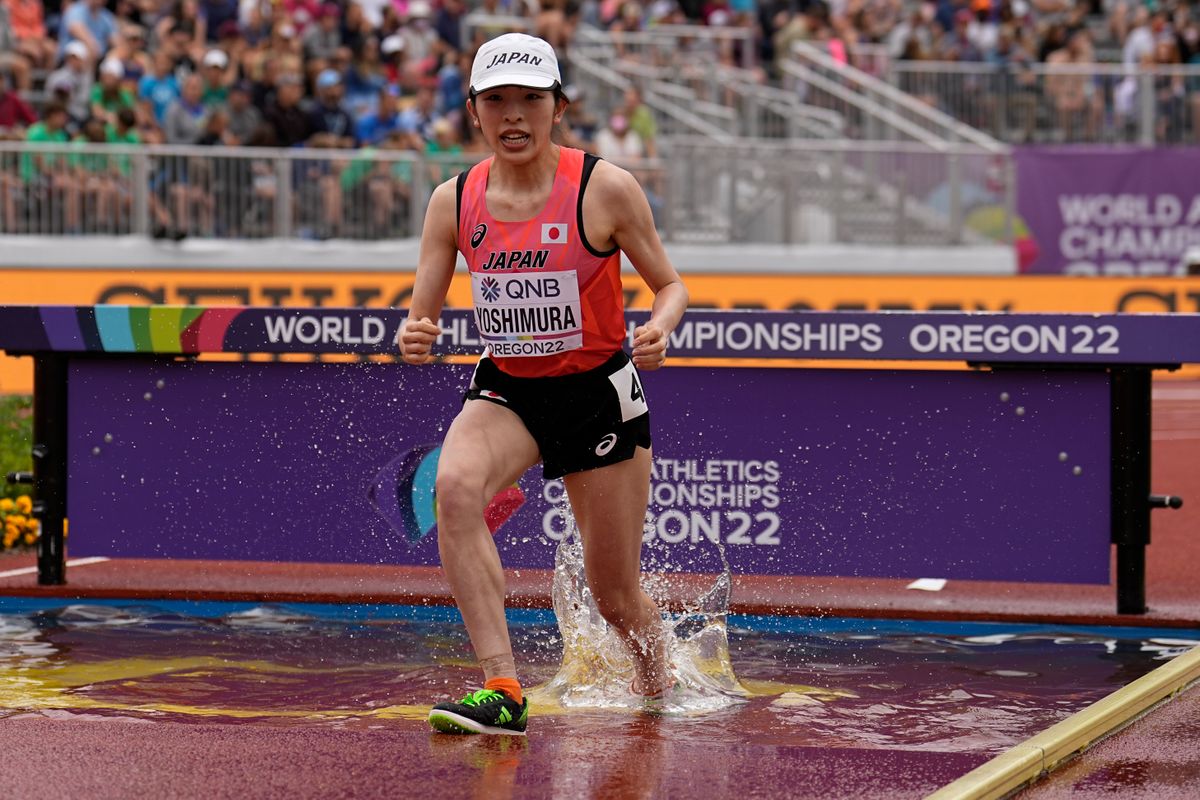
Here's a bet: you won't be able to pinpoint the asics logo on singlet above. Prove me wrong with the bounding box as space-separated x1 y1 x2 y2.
480 276 501 302
471 223 487 249
595 433 618 457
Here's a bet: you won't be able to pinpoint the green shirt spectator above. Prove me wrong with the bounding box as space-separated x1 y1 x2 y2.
21 115 71 183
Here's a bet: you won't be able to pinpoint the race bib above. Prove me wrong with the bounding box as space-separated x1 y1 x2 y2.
472 271 584 358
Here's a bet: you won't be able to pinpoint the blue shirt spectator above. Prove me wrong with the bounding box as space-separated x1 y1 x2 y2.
139 71 181 124
59 0 118 59
356 86 410 145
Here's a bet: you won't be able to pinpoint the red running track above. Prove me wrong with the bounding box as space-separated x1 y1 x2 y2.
0 379 1198 799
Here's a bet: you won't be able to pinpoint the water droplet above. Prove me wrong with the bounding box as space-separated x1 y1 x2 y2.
1015 406 1025 416
91 446 101 455
1058 452 1068 461
144 392 153 401
1000 392 1010 402
1073 466 1083 476
104 433 113 443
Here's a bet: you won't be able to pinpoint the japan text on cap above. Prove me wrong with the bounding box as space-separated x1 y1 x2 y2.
469 33 560 94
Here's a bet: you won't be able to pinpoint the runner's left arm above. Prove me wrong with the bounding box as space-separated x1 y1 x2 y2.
596 163 688 371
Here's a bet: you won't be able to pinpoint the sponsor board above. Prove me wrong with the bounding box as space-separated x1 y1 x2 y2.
3 269 1200 391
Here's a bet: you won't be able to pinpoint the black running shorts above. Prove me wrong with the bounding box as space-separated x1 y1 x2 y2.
465 350 652 479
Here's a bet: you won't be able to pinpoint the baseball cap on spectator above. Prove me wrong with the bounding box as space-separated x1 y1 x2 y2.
381 35 406 56
408 0 433 17
203 49 229 69
100 58 124 79
65 41 89 62
469 33 561 93
316 69 342 89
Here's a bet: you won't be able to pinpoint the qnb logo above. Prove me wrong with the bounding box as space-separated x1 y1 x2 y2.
471 223 487 249
595 433 618 457
480 276 501 302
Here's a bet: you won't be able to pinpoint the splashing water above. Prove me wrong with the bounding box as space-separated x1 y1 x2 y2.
530 514 748 715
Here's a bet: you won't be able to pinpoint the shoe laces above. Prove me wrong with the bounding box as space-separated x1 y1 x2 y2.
460 688 507 707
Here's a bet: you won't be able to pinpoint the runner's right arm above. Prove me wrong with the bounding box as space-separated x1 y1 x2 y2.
400 178 460 365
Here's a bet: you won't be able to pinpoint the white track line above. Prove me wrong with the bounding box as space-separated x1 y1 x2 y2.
0 556 110 580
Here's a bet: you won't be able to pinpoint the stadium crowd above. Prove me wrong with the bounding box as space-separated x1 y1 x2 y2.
0 0 1197 235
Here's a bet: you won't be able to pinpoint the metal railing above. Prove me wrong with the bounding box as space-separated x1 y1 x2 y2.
574 24 758 72
0 139 1012 248
0 142 477 239
885 60 1200 145
659 137 1013 247
788 42 1007 152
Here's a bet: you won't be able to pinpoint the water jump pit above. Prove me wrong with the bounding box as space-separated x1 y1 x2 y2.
1 538 1198 799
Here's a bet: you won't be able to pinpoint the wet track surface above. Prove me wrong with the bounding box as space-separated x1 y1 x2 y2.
0 601 1195 799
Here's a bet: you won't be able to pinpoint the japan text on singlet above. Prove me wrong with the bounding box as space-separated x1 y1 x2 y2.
457 147 624 378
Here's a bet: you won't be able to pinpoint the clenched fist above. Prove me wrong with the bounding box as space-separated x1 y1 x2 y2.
399 317 442 364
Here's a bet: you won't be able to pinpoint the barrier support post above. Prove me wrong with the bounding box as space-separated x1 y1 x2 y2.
1110 367 1153 614
33 354 69 585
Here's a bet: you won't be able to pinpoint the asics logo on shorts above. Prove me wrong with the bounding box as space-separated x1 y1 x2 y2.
594 433 618 456
480 276 501 302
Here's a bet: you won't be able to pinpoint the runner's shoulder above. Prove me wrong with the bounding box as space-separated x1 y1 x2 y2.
586 159 644 217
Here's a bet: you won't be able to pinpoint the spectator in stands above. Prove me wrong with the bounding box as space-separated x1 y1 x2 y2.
400 82 441 143
1120 6 1158 69
344 36 388 119
380 34 410 89
1152 39 1186 143
60 0 120 62
303 3 344 75
308 69 358 146
164 73 211 143
201 0 241 43
201 49 233 106
618 86 658 158
0 9 34 95
47 42 95 125
110 23 152 84
138 49 182 125
435 0 468 52
558 83 599 150
250 56 282 110
356 84 408 145
265 73 312 146
595 112 645 162
22 102 80 233
72 116 123 232
4 0 58 76
91 58 137 125
1046 29 1103 141
354 0 393 31
424 116 463 182
0 70 37 134
155 0 208 63
397 1 440 66
223 81 263 144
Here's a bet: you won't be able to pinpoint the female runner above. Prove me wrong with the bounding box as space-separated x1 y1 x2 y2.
400 32 688 735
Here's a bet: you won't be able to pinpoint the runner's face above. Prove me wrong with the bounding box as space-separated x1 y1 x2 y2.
469 85 564 162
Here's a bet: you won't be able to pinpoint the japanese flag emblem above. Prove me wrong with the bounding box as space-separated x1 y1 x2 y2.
541 223 567 244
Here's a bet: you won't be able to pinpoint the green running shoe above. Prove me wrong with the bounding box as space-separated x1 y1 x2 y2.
428 689 529 735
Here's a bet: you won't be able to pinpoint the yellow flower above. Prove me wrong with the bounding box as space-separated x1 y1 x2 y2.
7 515 24 527
22 533 35 546
16 496 31 513
2 532 16 548
0 498 13 512
4 523 17 538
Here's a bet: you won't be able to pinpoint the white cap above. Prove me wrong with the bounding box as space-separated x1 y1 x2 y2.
100 58 124 78
65 40 89 60
408 0 432 17
381 34 405 55
469 33 560 94
203 49 229 68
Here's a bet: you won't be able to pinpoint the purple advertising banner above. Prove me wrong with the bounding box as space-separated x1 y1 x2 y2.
1015 146 1200 276
67 359 1112 583
4 305 1200 366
